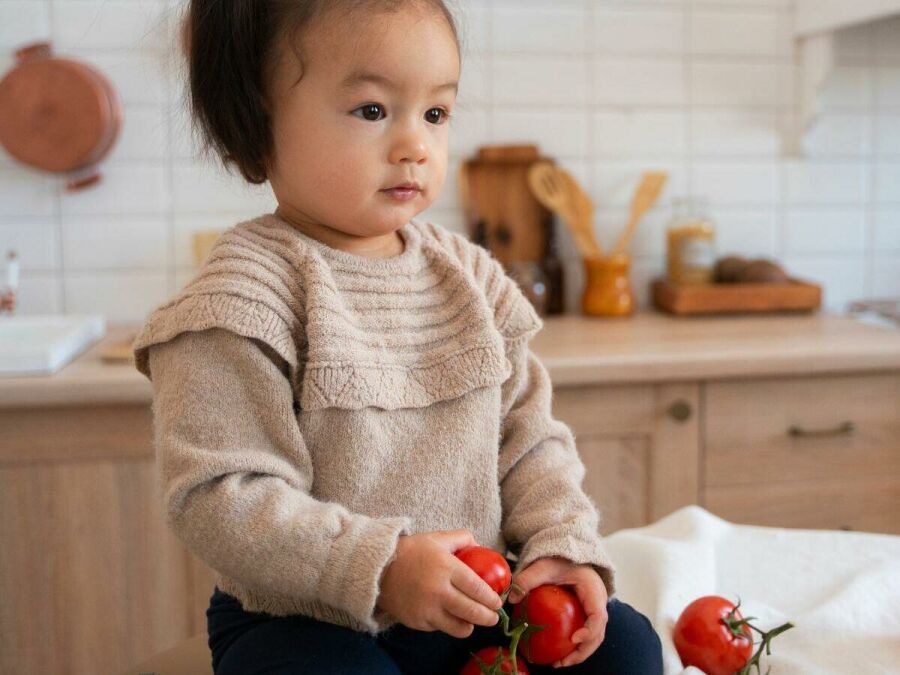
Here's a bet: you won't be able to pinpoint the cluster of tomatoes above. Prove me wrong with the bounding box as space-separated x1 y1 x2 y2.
455 545 795 675
454 546 586 675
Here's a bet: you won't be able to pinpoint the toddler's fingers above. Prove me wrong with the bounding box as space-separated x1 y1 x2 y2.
437 528 477 553
572 612 607 645
451 563 503 610
437 609 475 639
445 586 499 627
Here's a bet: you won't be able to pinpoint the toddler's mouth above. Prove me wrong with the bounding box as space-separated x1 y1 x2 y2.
381 183 422 201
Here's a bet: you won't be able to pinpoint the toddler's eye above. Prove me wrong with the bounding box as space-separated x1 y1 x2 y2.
353 103 385 121
426 107 451 125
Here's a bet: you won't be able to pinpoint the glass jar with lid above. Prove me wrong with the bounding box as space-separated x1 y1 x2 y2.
666 196 716 284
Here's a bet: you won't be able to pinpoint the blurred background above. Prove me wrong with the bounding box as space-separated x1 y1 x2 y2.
1 0 899 320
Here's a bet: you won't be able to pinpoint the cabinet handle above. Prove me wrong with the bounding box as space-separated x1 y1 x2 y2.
788 421 856 438
668 400 692 422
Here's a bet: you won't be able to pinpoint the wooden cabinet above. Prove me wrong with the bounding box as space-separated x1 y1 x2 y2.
1 314 897 675
0 405 200 675
550 371 900 537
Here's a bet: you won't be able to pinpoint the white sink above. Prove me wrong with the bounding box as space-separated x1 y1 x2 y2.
0 314 106 376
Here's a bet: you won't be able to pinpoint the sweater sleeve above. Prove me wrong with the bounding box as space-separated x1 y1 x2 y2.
146 326 413 631
497 334 617 599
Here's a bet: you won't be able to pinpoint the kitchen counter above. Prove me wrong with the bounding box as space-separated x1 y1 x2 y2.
1 309 899 408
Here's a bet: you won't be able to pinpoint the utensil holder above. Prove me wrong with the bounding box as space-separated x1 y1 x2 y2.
582 254 634 317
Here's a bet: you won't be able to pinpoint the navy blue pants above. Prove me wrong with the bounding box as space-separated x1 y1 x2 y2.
206 580 663 674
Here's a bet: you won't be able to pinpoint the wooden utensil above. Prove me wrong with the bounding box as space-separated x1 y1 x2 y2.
558 167 603 257
527 162 602 258
611 171 668 256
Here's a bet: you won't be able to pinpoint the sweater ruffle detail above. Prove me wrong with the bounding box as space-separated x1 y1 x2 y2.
133 212 543 412
132 292 299 380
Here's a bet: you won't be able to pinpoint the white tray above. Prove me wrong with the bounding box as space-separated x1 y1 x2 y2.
0 314 106 376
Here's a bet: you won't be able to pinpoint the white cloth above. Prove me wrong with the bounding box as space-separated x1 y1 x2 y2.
603 505 900 674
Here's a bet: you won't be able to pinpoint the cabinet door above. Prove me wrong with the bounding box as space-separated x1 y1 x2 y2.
0 405 195 675
552 382 701 533
704 372 900 533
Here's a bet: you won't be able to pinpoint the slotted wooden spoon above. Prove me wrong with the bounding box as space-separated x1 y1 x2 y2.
559 168 603 256
611 171 668 257
527 161 602 258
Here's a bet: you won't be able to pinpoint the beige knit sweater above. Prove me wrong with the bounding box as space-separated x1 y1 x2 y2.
132 212 616 636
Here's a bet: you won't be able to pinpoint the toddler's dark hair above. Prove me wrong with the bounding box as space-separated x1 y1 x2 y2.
183 0 461 185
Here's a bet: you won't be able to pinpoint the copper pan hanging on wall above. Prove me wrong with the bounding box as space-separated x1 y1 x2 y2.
0 41 123 191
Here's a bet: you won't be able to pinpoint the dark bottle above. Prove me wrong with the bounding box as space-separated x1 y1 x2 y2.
472 218 488 248
541 211 565 315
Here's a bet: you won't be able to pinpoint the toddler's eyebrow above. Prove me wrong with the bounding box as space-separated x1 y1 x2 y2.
340 70 458 95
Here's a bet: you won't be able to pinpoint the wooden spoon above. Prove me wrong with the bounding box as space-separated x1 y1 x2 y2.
558 167 603 257
611 171 668 257
527 162 602 258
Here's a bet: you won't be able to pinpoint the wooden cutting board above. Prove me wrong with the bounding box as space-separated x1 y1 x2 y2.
99 331 137 363
652 277 822 315
461 143 551 267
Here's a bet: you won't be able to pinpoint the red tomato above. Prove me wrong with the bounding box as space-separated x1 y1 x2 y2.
510 584 586 665
460 646 529 675
673 596 753 675
455 546 512 596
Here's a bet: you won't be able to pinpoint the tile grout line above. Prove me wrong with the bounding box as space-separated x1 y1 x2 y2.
586 0 596 249
685 0 693 198
775 0 792 264
864 35 879 298
48 0 68 315
486 0 495 141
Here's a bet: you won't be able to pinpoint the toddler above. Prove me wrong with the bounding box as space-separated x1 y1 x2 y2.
132 1 663 673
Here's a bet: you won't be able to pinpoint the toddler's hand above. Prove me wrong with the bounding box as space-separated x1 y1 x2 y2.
507 555 610 668
376 529 504 638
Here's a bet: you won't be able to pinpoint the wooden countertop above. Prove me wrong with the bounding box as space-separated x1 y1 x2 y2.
1 310 899 409
533 310 900 386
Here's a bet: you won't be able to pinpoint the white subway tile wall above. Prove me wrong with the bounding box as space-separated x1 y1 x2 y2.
1 0 899 320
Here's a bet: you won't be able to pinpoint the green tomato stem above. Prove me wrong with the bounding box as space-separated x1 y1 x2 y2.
506 621 528 675
495 581 530 675
721 598 795 675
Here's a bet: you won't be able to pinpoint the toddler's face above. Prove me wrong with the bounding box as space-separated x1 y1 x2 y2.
265 6 459 246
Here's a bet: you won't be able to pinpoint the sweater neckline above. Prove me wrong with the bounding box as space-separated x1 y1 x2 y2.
263 212 423 273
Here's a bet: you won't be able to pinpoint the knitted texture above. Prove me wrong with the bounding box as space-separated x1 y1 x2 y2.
133 212 617 635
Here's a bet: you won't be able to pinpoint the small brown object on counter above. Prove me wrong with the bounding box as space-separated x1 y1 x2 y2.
713 256 790 284
739 258 790 284
99 332 138 363
713 255 751 283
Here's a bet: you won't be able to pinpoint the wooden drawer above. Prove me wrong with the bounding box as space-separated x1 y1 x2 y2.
704 372 900 533
0 405 154 465
705 475 900 534
704 373 900 488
